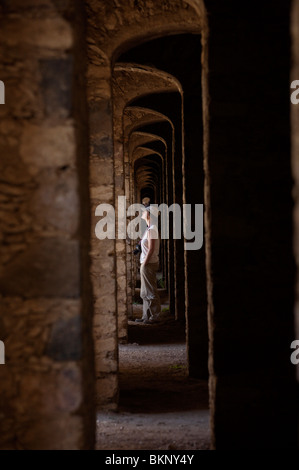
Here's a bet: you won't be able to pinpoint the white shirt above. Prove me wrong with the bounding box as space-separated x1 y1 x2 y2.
140 224 159 264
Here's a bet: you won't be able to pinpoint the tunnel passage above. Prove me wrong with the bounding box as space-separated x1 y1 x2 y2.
123 107 177 322
108 30 211 449
112 65 181 342
118 34 208 379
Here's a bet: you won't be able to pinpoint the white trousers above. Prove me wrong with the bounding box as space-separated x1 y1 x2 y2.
140 262 161 320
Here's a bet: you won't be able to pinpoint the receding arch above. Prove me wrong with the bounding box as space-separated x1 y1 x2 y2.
112 65 181 342
86 0 204 65
129 131 167 157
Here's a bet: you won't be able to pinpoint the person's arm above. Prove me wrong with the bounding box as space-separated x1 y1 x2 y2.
142 230 156 265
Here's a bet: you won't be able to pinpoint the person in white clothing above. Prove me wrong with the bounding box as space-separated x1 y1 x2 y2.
135 205 161 324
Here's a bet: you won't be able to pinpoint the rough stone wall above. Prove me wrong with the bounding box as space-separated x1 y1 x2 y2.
87 63 118 409
124 142 133 319
0 0 95 449
205 0 297 449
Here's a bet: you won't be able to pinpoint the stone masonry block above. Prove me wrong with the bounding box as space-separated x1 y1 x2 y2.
0 238 80 298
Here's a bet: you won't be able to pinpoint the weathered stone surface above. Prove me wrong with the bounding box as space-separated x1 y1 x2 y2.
16 365 82 414
18 415 84 450
0 297 80 321
0 18 73 50
1 0 68 13
0 147 32 184
89 100 112 137
0 239 80 298
28 168 79 234
89 156 114 186
46 316 82 361
95 374 118 411
93 315 117 335
90 186 114 202
20 123 76 175
39 58 73 119
91 135 114 158
93 294 116 312
0 0 94 451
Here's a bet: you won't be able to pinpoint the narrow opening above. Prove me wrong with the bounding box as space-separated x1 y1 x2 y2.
96 34 210 450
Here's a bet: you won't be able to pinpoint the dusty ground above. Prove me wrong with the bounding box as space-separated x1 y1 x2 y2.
96 305 210 450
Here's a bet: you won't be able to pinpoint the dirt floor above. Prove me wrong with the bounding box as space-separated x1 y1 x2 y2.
96 305 211 450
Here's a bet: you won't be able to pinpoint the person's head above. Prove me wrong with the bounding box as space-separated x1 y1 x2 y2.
141 207 150 223
141 205 158 225
142 197 151 207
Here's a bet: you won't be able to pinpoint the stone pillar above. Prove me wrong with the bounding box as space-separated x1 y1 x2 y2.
166 131 176 317
184 87 208 379
162 149 169 290
205 0 297 448
124 140 133 320
87 67 118 408
0 0 95 449
114 155 128 343
173 100 186 322
113 128 128 343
